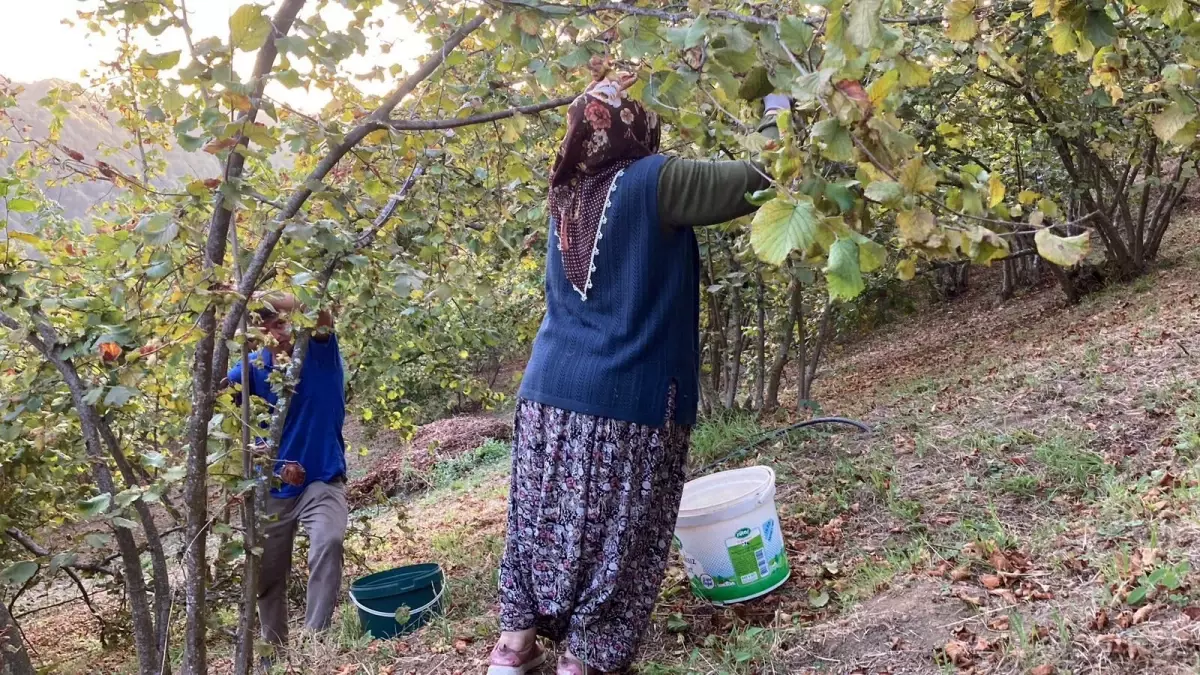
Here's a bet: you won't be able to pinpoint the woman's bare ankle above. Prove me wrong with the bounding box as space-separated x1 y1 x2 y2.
498 628 537 652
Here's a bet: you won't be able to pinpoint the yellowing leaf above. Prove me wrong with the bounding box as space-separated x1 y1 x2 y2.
966 226 1009 264
1048 22 1078 55
987 174 1005 208
895 56 932 87
1035 229 1091 266
1037 197 1061 219
868 69 899 107
856 237 888 273
230 4 271 52
1018 190 1041 206
7 197 36 213
899 158 939 194
750 197 822 265
897 257 917 280
1152 102 1197 143
944 0 978 42
896 208 938 245
1033 0 1051 17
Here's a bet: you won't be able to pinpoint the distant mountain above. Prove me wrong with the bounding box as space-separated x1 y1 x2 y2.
1 78 220 221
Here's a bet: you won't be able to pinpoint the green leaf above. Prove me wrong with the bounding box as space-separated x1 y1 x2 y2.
825 238 865 300
49 552 77 576
791 69 834 105
750 197 821 265
1084 11 1117 47
825 182 857 213
230 4 271 52
104 386 137 407
808 588 830 608
683 17 710 48
745 188 777 206
112 517 139 530
1035 229 1091 267
139 50 181 70
738 66 773 100
812 118 854 162
7 198 36 213
135 213 180 246
79 493 111 517
1152 102 1197 143
394 604 412 624
864 180 903 204
114 488 142 508
779 16 815 53
848 0 884 50
0 561 38 587
84 533 112 549
1126 583 1148 606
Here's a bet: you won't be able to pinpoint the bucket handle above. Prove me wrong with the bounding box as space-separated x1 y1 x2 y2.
348 583 445 620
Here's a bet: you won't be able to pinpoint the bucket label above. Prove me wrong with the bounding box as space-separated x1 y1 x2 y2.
725 528 771 585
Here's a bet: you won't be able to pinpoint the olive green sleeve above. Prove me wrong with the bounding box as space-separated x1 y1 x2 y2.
657 114 781 229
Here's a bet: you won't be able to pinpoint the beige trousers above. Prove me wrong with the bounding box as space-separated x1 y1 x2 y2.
257 480 348 645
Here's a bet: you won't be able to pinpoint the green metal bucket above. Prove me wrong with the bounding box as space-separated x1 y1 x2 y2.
348 563 445 639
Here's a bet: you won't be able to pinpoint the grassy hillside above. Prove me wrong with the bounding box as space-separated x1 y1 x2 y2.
21 205 1200 675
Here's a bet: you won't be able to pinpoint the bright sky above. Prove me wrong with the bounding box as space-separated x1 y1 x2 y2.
0 0 428 112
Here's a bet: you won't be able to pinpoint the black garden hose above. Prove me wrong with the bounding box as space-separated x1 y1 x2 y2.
687 416 870 478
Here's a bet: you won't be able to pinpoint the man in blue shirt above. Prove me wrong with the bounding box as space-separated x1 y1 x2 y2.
226 293 347 647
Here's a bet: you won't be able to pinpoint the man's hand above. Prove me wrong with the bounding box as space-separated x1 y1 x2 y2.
278 461 306 487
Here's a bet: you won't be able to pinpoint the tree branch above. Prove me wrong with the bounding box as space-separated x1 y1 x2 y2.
212 13 489 383
387 95 574 131
488 0 948 28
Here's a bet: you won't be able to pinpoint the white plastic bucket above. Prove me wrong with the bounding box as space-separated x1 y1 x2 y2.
673 466 790 604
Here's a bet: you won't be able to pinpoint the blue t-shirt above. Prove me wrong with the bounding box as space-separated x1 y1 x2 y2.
228 335 347 498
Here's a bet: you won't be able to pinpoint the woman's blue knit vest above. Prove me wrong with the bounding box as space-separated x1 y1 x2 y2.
519 155 700 427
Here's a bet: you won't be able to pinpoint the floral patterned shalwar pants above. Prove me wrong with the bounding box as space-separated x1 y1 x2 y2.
498 396 692 672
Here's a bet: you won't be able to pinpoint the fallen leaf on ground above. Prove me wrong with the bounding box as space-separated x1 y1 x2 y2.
1131 604 1155 625
940 640 973 666
951 566 972 581
980 574 1003 589
1030 665 1055 675
1182 607 1200 621
987 616 1010 631
1091 610 1109 631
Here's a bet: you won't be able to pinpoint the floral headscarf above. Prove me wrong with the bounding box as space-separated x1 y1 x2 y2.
548 79 661 300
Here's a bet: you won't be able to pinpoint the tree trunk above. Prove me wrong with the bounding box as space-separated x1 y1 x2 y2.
764 279 801 412
722 285 745 410
7 314 161 674
0 602 35 675
800 299 835 402
753 271 766 412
